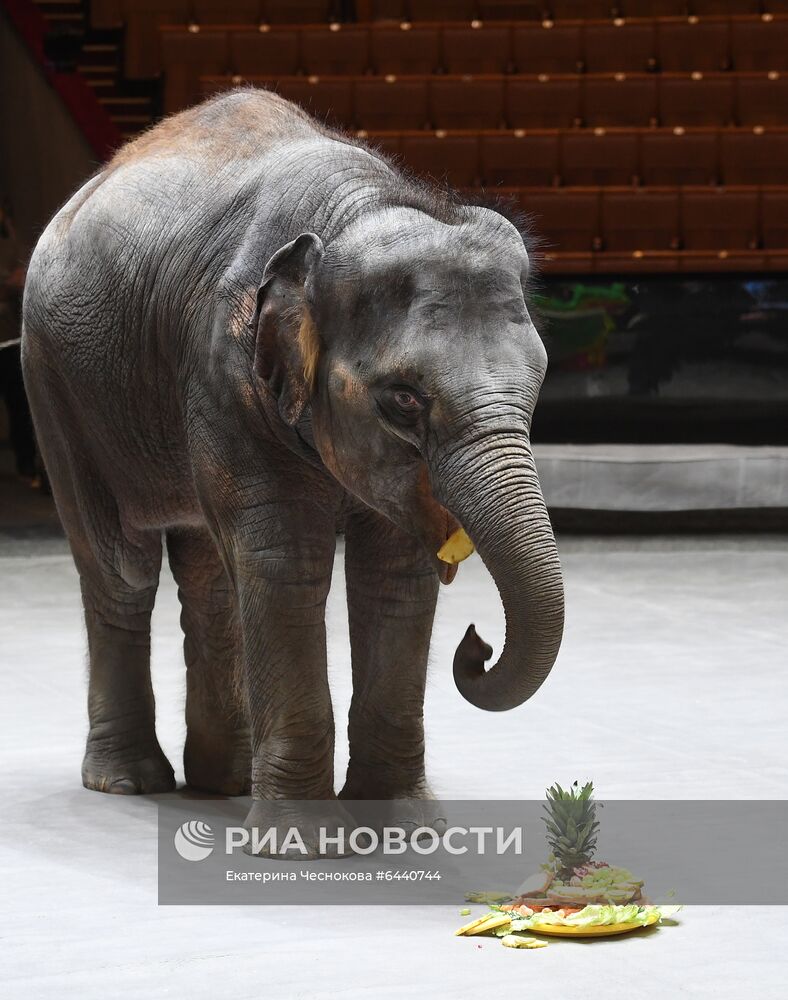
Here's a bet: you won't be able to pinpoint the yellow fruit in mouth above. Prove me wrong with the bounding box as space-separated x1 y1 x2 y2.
437 528 475 565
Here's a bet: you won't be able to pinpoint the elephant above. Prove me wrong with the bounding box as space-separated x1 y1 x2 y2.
21 89 564 855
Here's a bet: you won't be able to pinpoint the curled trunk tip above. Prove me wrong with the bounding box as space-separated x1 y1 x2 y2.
453 624 493 689
436 440 564 712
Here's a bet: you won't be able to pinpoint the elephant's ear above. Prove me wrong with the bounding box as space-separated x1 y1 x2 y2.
250 232 324 426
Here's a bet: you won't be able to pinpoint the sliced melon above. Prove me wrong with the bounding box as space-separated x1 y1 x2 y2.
437 528 475 565
501 934 549 949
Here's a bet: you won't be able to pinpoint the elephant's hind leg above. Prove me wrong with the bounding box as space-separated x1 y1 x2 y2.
63 513 174 794
80 543 175 795
24 374 174 794
167 528 250 795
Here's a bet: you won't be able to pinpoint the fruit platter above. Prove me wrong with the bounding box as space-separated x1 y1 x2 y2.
456 781 680 949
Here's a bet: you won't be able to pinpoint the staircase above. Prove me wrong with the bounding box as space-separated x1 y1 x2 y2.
31 0 156 141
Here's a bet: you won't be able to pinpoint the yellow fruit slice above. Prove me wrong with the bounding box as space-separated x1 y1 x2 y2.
501 935 549 949
437 528 475 565
455 913 511 937
455 914 491 936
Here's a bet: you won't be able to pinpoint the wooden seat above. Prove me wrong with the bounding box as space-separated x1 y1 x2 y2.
273 77 353 128
506 76 582 128
480 131 561 186
736 73 788 126
721 129 788 183
656 17 731 72
659 74 734 126
561 129 640 185
260 0 336 23
761 188 788 249
431 77 506 129
301 26 369 76
353 0 406 20
584 21 657 74
442 24 512 74
551 0 617 17
362 132 403 160
621 1 688 13
516 187 603 252
601 187 681 251
229 28 300 76
122 0 190 79
477 0 544 17
369 26 441 75
640 128 719 185
730 15 788 71
355 77 430 130
689 1 760 14
512 23 583 75
681 187 760 250
584 75 659 128
400 133 481 186
191 1 262 23
407 0 477 20
162 29 229 112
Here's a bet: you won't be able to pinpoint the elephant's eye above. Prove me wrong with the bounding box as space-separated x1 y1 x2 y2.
393 389 423 412
377 385 427 427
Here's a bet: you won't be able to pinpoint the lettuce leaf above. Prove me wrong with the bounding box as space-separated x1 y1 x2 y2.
548 904 678 928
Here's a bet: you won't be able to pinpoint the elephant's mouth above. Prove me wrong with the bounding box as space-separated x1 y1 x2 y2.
419 492 463 586
437 538 460 585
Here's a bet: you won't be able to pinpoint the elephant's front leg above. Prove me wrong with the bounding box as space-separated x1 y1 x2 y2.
340 509 440 816
231 508 354 857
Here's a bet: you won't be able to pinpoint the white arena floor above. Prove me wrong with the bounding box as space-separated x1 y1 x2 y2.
2 531 787 998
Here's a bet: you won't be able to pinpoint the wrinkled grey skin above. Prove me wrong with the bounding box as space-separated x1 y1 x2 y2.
22 90 564 856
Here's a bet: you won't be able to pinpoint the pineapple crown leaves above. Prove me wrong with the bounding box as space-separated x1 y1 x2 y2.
542 781 600 863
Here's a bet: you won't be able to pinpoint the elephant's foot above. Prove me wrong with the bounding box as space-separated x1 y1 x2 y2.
339 761 433 801
243 799 360 860
184 728 251 796
82 734 175 795
339 767 446 835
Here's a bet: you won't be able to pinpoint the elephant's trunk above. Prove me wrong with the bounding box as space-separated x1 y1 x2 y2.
431 430 564 712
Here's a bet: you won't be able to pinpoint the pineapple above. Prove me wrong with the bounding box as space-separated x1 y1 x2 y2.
542 781 599 880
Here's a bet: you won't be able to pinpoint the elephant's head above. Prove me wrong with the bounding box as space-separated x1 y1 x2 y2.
250 205 563 712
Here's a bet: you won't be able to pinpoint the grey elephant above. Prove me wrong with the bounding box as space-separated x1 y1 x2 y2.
22 89 564 854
